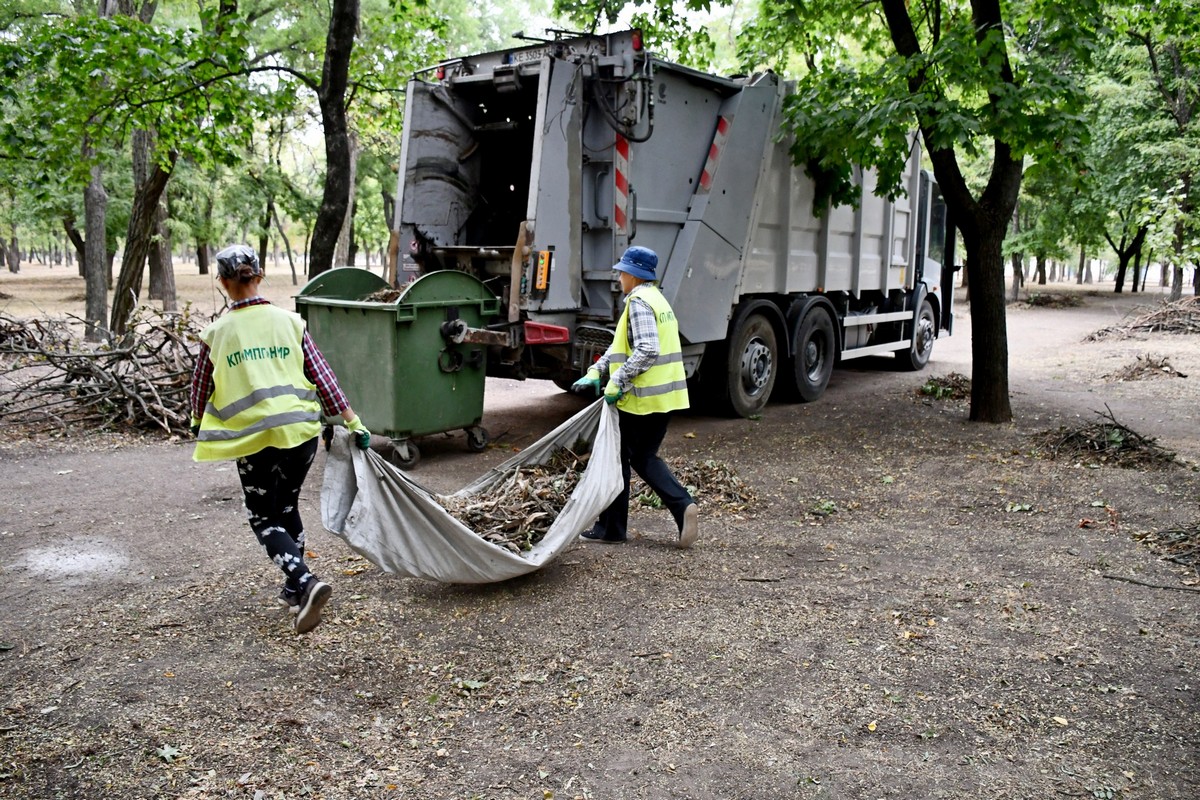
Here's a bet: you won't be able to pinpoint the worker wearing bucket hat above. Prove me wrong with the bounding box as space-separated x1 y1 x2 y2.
572 246 699 548
189 244 372 634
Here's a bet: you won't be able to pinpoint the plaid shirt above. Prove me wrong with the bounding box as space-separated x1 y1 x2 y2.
593 285 660 393
189 297 350 422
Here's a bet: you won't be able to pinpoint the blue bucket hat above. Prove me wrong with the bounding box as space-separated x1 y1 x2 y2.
613 246 657 281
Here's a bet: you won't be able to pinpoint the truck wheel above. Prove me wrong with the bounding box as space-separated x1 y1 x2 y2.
726 312 777 417
792 306 835 402
465 426 489 452
552 373 579 393
898 299 936 371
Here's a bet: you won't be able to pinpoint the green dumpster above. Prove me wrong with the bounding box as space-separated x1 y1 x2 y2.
295 268 502 468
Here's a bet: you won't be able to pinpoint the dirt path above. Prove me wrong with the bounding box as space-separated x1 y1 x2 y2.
1 282 1198 800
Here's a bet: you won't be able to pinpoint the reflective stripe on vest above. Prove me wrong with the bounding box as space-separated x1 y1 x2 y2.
205 385 319 421
193 305 323 462
610 284 689 414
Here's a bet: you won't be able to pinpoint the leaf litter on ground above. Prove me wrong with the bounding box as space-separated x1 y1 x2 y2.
437 448 757 554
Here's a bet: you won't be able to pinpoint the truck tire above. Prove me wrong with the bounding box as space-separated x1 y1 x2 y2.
898 299 936 371
726 312 778 417
552 373 579 393
792 306 836 402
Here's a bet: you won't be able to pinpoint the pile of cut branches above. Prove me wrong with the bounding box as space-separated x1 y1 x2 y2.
0 307 206 436
634 457 757 514
438 445 591 553
1026 292 1084 308
1086 296 1200 341
1103 353 1188 382
1134 523 1200 572
916 372 971 400
1032 407 1177 469
363 288 403 303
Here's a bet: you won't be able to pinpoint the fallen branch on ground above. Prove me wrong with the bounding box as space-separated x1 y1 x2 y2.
1103 353 1188 382
1101 575 1200 595
1086 296 1200 340
1032 406 1177 469
0 306 208 436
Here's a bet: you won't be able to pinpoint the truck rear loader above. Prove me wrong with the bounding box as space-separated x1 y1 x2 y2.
389 29 956 418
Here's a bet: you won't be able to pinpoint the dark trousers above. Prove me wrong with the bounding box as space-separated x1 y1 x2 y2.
593 410 695 540
236 437 319 592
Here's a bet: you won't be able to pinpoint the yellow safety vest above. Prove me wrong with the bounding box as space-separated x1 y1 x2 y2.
193 305 323 462
609 284 689 414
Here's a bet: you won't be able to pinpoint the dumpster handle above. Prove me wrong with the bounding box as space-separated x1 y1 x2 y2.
439 347 464 374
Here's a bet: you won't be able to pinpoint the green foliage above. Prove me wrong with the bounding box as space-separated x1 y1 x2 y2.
555 0 718 70
0 9 266 215
734 0 1102 210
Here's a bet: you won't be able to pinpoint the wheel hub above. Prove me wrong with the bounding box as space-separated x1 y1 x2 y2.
804 338 824 377
916 318 934 354
740 338 773 394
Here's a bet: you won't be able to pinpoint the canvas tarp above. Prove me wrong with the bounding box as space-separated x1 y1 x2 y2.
320 400 621 584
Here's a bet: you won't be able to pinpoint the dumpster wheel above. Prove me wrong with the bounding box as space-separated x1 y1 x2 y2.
466 426 489 452
388 439 421 470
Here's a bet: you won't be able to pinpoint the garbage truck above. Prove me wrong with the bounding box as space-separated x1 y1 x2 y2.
388 29 956 417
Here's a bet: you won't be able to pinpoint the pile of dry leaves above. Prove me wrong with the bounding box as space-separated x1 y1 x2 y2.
438 446 591 552
439 449 757 552
916 371 971 400
633 457 757 513
1134 523 1200 573
1026 292 1084 308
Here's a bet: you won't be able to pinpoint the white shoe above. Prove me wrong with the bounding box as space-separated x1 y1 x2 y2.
678 504 699 549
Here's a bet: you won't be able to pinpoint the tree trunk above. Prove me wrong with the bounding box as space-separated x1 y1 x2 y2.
272 205 300 285
196 240 210 275
110 155 177 335
1009 204 1022 302
964 228 1013 423
84 162 110 341
1077 244 1087 285
334 129 359 268
258 199 273 276
63 215 86 278
307 0 359 277
147 192 176 311
5 230 19 273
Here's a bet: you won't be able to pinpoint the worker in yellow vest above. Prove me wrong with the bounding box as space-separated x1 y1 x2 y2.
189 244 371 634
573 246 699 548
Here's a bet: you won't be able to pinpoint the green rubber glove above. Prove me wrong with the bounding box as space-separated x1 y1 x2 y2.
189 416 201 438
345 415 372 450
603 381 623 405
571 369 603 397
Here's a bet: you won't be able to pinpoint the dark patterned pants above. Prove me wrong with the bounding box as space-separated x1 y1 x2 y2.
236 437 319 592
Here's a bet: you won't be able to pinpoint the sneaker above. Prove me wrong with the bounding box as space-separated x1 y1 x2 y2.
294 579 332 634
580 527 626 543
678 504 699 549
277 587 301 615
